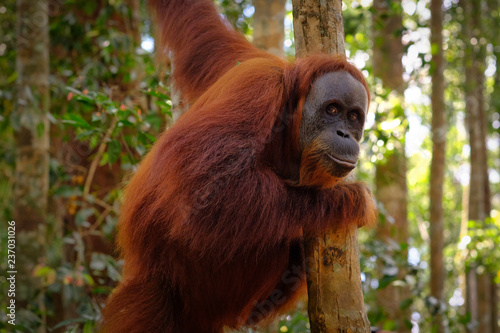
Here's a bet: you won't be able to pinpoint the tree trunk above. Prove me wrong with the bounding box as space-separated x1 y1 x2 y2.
463 0 492 331
293 1 370 332
252 0 286 57
429 0 447 332
372 0 404 93
463 1 489 224
14 0 50 331
305 225 371 332
372 0 410 331
491 275 499 333
292 0 345 57
466 267 479 332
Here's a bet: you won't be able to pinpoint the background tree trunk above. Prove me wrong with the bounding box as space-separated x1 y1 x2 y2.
372 0 410 331
292 0 345 57
14 0 50 331
293 1 370 332
462 0 493 332
252 0 286 57
429 0 447 332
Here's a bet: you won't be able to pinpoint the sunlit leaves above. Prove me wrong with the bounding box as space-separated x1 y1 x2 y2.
465 218 500 274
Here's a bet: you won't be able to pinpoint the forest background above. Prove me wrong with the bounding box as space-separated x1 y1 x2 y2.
0 0 499 332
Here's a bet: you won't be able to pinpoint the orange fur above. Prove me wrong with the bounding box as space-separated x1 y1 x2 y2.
100 1 376 332
299 141 342 188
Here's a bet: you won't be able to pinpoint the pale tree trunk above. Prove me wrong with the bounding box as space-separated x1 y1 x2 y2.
252 0 286 57
372 0 410 331
429 0 447 332
463 0 493 332
292 0 345 58
14 0 50 331
305 226 371 332
292 1 370 332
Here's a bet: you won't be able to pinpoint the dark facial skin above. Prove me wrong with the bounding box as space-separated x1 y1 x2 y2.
299 71 369 178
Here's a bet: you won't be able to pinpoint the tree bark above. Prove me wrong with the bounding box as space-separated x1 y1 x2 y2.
429 0 447 332
372 0 404 93
14 0 50 331
252 0 286 57
466 267 479 332
463 1 489 224
292 0 345 57
372 0 410 331
491 274 499 333
462 0 492 331
305 225 371 332
293 1 370 332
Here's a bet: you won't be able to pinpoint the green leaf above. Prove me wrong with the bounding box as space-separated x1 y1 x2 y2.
82 273 95 286
66 87 95 104
7 72 17 84
431 42 440 56
138 132 156 145
117 119 135 127
143 132 156 143
400 297 413 310
90 134 99 150
53 185 82 198
83 322 95 333
107 140 121 164
75 129 100 140
378 274 396 289
99 152 109 166
75 208 95 226
459 312 472 324
383 320 396 331
62 113 91 129
36 122 45 138
145 89 169 100
144 114 163 131
154 99 172 112
34 266 55 277
92 286 112 294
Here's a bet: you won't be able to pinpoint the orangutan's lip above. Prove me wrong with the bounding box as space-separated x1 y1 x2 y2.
326 153 357 169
